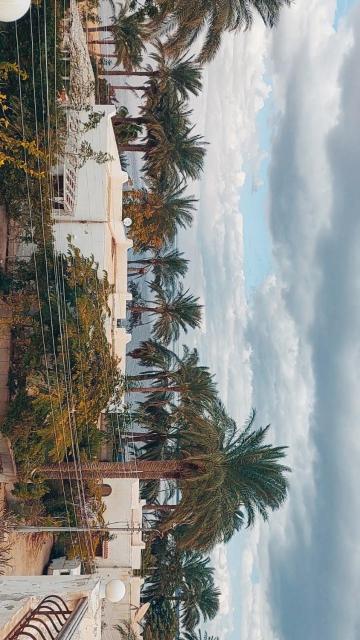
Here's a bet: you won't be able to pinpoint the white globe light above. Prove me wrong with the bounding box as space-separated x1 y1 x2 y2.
0 0 31 22
123 217 133 228
105 579 126 603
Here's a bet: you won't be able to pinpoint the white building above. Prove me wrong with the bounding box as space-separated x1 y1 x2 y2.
50 7 145 637
0 575 102 640
52 104 144 639
0 573 147 640
95 479 146 640
53 105 132 369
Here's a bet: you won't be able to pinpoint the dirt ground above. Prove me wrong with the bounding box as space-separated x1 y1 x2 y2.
2 532 53 576
0 483 53 576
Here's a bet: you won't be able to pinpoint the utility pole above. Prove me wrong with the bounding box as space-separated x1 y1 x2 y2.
6 523 161 535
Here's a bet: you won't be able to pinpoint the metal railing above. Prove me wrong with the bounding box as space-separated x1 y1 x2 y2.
4 595 88 640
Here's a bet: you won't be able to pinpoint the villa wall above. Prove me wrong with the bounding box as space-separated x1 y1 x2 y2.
53 107 132 365
95 478 145 571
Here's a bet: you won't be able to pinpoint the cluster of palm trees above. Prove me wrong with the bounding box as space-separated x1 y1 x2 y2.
113 41 205 252
89 0 292 67
83 4 295 639
123 247 289 636
40 253 289 635
117 338 289 551
141 535 220 639
40 248 291 637
89 28 205 251
88 2 292 254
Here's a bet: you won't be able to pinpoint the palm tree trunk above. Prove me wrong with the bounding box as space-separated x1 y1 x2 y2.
127 385 182 394
99 70 155 77
128 259 152 264
121 431 159 442
92 52 118 57
128 266 146 274
110 86 147 91
126 372 168 381
113 117 148 125
89 39 116 45
118 143 148 152
38 459 186 480
143 504 177 512
87 26 114 32
129 304 153 313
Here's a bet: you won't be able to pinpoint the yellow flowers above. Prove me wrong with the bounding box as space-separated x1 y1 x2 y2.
0 62 47 178
0 62 27 82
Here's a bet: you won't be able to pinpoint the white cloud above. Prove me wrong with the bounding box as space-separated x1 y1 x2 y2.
268 0 353 330
206 545 235 639
244 3 360 639
181 1 360 639
180 20 273 638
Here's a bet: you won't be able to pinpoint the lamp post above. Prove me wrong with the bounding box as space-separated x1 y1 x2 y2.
6 522 162 535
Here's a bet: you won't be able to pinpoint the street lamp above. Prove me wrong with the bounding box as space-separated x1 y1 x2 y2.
0 0 31 22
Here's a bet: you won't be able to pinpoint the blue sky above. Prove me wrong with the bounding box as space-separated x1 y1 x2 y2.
241 0 358 298
335 0 359 24
107 0 359 635
180 0 360 638
241 101 273 296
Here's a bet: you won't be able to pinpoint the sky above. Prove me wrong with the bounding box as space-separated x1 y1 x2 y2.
178 0 360 638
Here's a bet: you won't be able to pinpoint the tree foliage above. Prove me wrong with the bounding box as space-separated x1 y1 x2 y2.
125 186 196 251
128 284 202 344
155 0 292 63
142 534 220 637
1 245 120 473
108 3 148 70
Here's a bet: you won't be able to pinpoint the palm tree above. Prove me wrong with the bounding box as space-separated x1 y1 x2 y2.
119 116 207 184
127 343 217 415
114 622 137 640
158 0 292 63
149 41 202 100
144 540 219 631
89 5 147 71
148 120 206 184
142 598 178 640
113 116 142 145
39 414 290 551
182 632 219 640
143 120 206 183
179 580 220 631
129 339 177 375
128 284 202 344
123 184 197 250
128 248 189 290
100 40 202 101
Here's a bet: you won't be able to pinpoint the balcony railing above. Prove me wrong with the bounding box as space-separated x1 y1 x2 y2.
4 595 88 640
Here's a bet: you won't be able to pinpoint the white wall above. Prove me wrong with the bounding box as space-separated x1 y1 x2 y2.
53 107 132 364
0 576 102 640
95 479 145 571
98 572 144 640
67 106 127 222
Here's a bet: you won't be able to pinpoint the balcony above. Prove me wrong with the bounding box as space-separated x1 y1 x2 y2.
3 595 88 640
